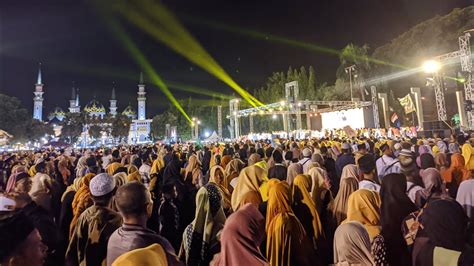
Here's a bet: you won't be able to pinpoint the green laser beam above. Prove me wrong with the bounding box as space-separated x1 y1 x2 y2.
105 17 192 123
184 16 409 70
113 0 263 107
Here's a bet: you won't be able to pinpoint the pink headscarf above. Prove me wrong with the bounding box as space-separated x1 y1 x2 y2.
5 165 28 193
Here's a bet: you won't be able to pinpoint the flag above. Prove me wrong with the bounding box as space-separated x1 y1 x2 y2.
391 112 399 123
398 94 416 114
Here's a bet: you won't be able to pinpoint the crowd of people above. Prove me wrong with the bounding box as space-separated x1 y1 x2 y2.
0 133 473 265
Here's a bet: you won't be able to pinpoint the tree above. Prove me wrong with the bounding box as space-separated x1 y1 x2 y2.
0 94 30 141
336 43 371 100
151 110 177 139
111 114 132 142
60 113 85 143
26 120 54 141
88 125 102 140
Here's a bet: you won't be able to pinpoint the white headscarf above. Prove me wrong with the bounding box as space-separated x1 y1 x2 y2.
456 179 474 218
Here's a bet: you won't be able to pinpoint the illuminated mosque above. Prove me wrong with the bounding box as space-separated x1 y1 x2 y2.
33 65 152 144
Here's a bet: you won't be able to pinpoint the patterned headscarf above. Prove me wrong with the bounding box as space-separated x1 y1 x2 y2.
181 183 226 265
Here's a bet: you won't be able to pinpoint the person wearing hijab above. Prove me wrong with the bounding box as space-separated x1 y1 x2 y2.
333 221 375 266
443 153 469 198
185 155 203 188
286 163 303 185
248 153 262 166
292 174 323 244
434 152 448 173
210 203 268 266
5 165 28 193
449 142 461 154
209 165 232 215
292 174 331 264
162 153 182 185
220 155 232 170
331 166 359 226
345 189 381 241
126 165 141 183
419 153 435 171
224 159 244 187
179 183 226 266
340 164 359 181
456 178 474 218
268 150 287 181
237 190 263 210
59 177 82 258
75 156 88 179
69 173 95 238
415 168 448 208
414 199 471 266
307 167 333 215
231 165 267 211
379 173 417 266
111 244 168 266
266 181 313 266
436 140 448 154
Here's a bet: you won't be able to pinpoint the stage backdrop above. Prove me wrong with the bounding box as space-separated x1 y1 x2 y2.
320 107 374 130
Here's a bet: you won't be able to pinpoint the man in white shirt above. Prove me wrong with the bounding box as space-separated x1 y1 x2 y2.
376 144 394 173
376 143 400 181
298 148 313 173
357 154 381 192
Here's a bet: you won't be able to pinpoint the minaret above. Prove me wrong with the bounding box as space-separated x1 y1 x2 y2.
69 82 80 113
76 89 80 112
137 72 146 120
33 63 44 121
109 82 118 117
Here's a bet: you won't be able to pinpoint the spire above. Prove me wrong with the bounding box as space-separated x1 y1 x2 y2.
111 82 116 100
139 72 144 85
76 88 80 106
71 81 76 99
37 63 42 85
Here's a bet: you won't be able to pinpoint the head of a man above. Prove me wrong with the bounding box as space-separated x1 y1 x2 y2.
272 150 283 164
0 212 47 266
380 144 393 157
90 173 116 207
115 182 153 224
358 154 376 181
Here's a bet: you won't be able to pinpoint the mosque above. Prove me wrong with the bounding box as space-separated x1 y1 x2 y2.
32 65 152 144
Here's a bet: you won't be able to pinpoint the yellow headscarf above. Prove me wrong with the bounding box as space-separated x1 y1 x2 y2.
266 181 306 266
292 174 323 240
127 165 141 183
70 173 95 237
344 189 381 240
231 165 267 211
209 165 232 212
106 162 123 176
150 158 165 176
112 244 168 266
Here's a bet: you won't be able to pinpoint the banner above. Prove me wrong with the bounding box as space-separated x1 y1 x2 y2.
398 94 416 114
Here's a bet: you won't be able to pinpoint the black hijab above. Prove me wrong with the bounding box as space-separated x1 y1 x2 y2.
380 173 418 266
163 153 182 185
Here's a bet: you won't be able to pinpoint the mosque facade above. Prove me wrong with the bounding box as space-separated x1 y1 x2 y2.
32 65 152 144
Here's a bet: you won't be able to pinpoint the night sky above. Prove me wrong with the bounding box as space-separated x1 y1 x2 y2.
0 0 471 117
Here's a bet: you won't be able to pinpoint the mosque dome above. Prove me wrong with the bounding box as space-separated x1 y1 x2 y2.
48 106 66 121
122 104 136 119
84 99 106 114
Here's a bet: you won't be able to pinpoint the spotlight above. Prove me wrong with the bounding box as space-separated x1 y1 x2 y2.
422 60 441 73
272 114 277 120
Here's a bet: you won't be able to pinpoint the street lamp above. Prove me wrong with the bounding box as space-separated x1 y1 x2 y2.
345 65 356 101
422 60 441 73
